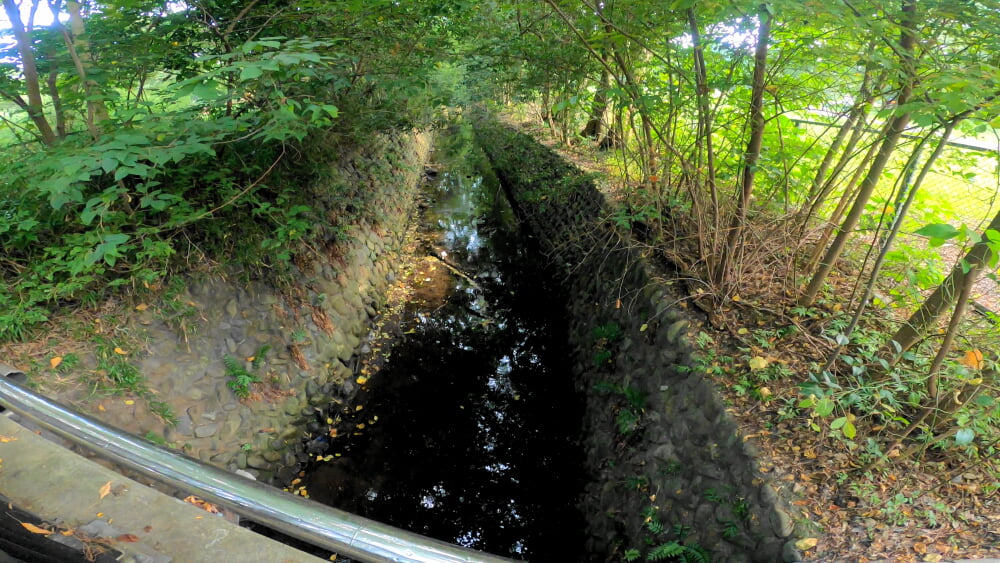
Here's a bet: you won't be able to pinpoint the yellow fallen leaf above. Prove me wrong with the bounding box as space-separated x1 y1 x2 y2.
959 349 984 370
0 436 16 443
639 323 648 332
134 303 149 311
795 537 818 551
50 357 62 369
21 523 52 535
98 405 106 411
355 405 363 411
732 295 741 302
246 356 255 363
99 481 112 500
114 347 128 355
124 400 135 406
748 356 769 371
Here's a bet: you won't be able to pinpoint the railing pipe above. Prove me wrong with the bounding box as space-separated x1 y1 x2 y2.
0 365 519 563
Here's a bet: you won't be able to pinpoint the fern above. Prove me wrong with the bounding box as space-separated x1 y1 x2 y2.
680 545 711 563
251 344 271 369
647 542 684 561
672 524 692 538
624 549 642 562
223 354 260 399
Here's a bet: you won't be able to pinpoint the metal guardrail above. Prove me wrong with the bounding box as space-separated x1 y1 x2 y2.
0 364 519 563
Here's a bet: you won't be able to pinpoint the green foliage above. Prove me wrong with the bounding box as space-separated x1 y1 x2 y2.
94 338 142 392
223 355 260 399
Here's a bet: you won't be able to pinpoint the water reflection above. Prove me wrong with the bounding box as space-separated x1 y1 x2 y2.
304 136 586 561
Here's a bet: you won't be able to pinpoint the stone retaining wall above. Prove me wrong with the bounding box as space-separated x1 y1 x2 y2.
52 132 431 485
474 115 801 563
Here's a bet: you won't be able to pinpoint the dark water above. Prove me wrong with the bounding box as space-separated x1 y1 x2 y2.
303 130 587 561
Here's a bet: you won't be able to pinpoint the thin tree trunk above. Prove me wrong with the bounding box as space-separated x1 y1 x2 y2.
799 0 917 307
63 0 110 138
581 2 611 139
2 0 57 145
889 208 1000 357
805 63 880 207
820 120 958 375
715 4 771 288
804 135 881 273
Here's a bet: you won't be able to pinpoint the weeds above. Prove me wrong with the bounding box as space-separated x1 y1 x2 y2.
223 355 260 399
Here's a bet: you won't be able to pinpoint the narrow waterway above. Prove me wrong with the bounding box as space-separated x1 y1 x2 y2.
302 128 587 561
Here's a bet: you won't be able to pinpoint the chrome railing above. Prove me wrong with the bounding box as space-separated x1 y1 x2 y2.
0 364 519 563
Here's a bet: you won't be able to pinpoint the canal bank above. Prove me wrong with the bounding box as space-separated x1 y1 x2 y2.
473 113 804 563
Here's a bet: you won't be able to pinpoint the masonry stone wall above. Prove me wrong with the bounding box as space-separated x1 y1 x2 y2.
47 132 431 486
475 115 801 563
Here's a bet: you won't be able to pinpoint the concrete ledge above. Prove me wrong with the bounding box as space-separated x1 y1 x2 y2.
0 413 322 563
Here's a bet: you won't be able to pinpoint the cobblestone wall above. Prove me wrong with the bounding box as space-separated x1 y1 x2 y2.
475 115 802 563
68 132 431 485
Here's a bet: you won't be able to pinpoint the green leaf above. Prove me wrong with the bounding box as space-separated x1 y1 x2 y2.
240 63 264 81
814 397 835 417
913 223 959 245
842 420 856 439
955 427 975 446
830 416 846 430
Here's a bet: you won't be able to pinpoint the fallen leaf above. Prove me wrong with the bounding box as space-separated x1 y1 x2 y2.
0 436 16 443
134 303 149 311
732 295 741 302
99 481 112 500
61 530 74 536
959 349 984 370
794 537 818 551
50 357 62 369
183 495 220 514
748 356 769 371
98 404 106 411
114 347 128 355
116 534 140 543
21 523 52 535
124 400 135 406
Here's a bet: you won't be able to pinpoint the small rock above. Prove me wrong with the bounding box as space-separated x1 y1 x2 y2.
781 539 802 563
194 423 219 438
246 453 269 469
225 298 238 318
235 469 256 480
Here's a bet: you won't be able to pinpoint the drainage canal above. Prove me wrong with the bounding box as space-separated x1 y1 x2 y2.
300 129 587 561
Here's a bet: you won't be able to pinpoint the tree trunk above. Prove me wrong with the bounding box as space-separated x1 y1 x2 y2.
819 120 958 375
2 0 57 145
581 2 611 139
804 136 881 272
64 0 110 138
804 61 881 209
715 4 771 288
798 0 917 307
581 67 610 139
889 208 1000 357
